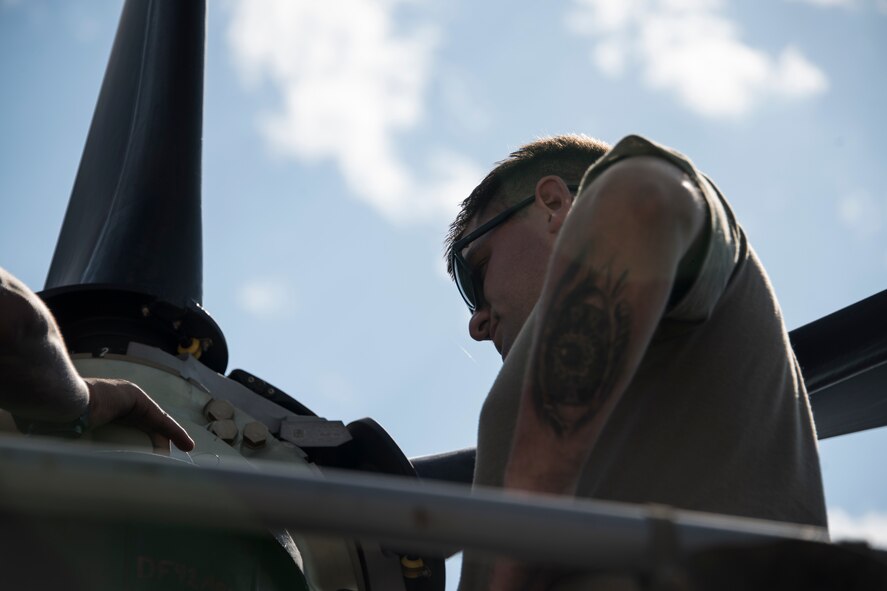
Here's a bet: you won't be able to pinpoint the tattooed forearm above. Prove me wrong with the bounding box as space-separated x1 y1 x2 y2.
531 257 631 437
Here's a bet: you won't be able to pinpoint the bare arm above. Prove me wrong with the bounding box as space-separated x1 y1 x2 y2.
505 157 706 493
491 158 706 589
0 267 194 451
0 267 89 421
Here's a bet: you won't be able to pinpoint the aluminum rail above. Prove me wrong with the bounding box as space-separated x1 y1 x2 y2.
0 436 827 571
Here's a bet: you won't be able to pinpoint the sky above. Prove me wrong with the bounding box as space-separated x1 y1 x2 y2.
1 0 885 585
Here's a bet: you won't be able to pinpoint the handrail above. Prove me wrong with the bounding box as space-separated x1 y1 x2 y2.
0 436 828 570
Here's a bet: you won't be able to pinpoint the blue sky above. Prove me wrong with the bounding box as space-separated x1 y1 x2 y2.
1 0 886 581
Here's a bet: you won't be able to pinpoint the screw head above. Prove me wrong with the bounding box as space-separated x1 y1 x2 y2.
203 399 235 422
208 419 238 444
243 421 269 449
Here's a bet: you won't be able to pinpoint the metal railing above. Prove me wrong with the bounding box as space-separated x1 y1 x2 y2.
0 435 828 571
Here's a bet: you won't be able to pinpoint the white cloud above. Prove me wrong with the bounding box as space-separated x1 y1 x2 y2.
773 47 830 97
438 68 493 134
226 0 483 225
837 191 883 238
236 277 297 320
566 0 829 118
829 508 887 548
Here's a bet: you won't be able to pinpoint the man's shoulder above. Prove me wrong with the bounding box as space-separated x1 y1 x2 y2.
580 134 704 194
572 138 709 243
577 135 745 324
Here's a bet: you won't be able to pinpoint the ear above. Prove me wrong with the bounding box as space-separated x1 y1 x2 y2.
535 175 574 233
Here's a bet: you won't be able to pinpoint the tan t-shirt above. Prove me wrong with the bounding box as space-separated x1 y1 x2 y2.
458 135 827 590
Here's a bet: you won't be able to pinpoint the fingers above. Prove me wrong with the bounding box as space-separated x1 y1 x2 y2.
131 392 196 453
148 432 172 455
85 378 196 452
128 391 196 452
157 413 196 452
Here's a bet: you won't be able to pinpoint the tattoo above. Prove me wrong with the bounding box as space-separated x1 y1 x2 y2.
531 258 631 437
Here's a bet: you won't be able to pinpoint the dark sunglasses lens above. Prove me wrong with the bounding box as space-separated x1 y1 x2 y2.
454 256 476 311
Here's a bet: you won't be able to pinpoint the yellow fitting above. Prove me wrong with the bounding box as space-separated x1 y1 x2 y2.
178 337 202 359
400 556 426 579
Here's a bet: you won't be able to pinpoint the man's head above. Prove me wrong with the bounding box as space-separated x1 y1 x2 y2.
445 134 610 358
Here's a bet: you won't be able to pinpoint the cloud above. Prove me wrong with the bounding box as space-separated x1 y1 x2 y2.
828 508 887 548
236 277 297 320
566 0 829 118
837 191 883 238
437 68 493 134
226 0 484 225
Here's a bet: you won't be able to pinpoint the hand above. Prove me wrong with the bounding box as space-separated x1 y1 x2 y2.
84 377 195 453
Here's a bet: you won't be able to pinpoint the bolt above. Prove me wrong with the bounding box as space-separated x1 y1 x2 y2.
400 556 430 579
208 419 238 444
203 399 235 422
242 421 269 449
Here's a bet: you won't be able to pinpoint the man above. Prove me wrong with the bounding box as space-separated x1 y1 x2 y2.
0 266 194 451
445 135 827 590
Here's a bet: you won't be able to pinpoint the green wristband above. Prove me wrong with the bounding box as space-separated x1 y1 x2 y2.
13 405 90 439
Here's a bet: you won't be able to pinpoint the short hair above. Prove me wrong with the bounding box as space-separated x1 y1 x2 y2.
444 134 611 278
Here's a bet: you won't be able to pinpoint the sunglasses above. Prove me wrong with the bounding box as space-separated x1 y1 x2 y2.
450 186 578 312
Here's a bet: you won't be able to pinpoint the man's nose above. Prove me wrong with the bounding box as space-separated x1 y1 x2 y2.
468 306 491 342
